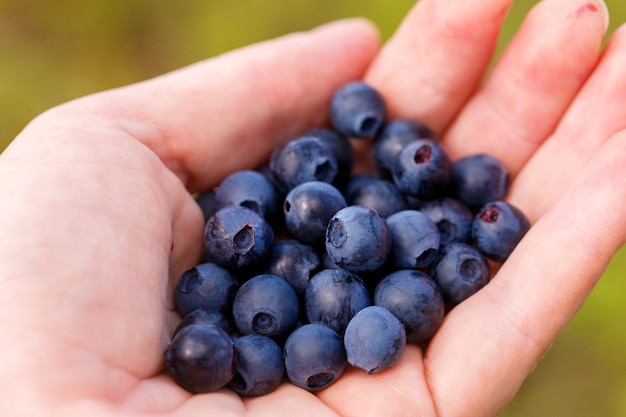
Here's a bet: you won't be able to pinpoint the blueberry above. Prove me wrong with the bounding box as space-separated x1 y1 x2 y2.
269 136 338 193
391 139 451 199
265 239 321 298
283 181 347 247
306 127 355 188
451 153 510 209
325 205 392 273
430 242 491 307
372 118 435 179
228 334 285 397
471 201 531 262
284 323 346 391
215 170 283 225
345 176 408 218
419 197 474 245
232 274 299 338
373 270 444 345
164 323 235 393
174 262 239 317
305 268 371 334
386 210 440 269
173 309 230 337
344 306 406 374
195 190 218 222
204 205 274 274
330 81 387 139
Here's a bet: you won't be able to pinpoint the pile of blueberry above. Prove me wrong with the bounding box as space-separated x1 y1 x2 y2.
164 81 531 396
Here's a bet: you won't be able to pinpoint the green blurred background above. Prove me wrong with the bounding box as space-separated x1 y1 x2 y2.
1 1 625 415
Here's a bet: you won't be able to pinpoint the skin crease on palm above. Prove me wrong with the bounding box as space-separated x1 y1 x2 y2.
0 0 625 415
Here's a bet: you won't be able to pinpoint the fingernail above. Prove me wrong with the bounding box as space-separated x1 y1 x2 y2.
585 0 610 33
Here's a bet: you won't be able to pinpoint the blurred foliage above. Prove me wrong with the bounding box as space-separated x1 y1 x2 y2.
1 1 625 416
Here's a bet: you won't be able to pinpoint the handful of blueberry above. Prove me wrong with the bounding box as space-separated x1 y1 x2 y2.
164 81 531 396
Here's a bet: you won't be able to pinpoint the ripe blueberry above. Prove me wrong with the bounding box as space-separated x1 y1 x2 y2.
232 274 299 338
344 306 406 374
330 81 387 139
164 323 235 393
284 324 346 391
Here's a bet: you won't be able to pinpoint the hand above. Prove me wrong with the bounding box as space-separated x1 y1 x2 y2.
0 0 622 416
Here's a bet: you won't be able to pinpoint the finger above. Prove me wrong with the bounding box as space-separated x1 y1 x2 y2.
510 23 626 221
36 19 380 193
425 130 626 417
364 0 512 133
443 0 608 174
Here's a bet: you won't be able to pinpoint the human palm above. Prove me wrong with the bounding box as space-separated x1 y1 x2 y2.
1 0 624 416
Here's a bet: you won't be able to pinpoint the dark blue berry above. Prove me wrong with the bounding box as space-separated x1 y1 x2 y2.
284 323 346 391
174 262 239 317
195 190 218 222
325 205 392 273
265 239 321 298
330 81 387 139
228 334 285 397
386 210 440 269
204 205 274 274
452 153 510 209
419 197 474 245
164 323 235 393
215 170 282 225
373 270 444 345
305 268 371 334
232 274 299 338
283 181 347 247
269 136 338 193
471 201 531 262
372 119 435 178
391 139 451 199
430 242 491 307
344 306 406 374
345 176 408 218
306 127 355 188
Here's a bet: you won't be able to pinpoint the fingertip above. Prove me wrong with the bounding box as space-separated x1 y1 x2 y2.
311 17 382 66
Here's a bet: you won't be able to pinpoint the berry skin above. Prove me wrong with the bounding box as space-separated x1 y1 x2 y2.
174 262 239 317
391 139 452 199
345 176 408 218
386 210 440 269
344 306 406 374
430 242 491 307
232 274 299 338
472 201 531 262
228 334 285 397
372 118 435 179
330 81 387 139
195 190 218 222
164 323 235 393
325 205 392 273
269 136 338 193
215 170 282 225
374 270 445 346
305 268 371 334
204 205 274 274
306 127 354 188
283 181 347 247
173 309 230 337
284 323 346 391
451 153 510 209
265 239 321 298
419 197 474 245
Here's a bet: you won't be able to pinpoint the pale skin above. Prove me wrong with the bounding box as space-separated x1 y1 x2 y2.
0 0 624 416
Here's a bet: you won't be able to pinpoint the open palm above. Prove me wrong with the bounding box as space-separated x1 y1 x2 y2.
1 0 624 416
